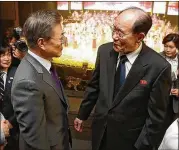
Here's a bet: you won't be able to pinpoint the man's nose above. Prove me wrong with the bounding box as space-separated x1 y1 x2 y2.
112 33 119 41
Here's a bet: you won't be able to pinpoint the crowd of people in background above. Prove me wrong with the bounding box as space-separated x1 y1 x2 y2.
0 27 28 150
0 7 179 150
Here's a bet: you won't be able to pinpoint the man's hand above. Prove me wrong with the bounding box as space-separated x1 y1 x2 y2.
4 120 13 129
171 89 179 97
1 120 10 137
74 118 83 132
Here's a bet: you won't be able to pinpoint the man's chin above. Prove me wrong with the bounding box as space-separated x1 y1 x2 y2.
55 51 62 58
113 45 124 53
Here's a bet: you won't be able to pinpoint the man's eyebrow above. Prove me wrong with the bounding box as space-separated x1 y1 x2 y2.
113 26 125 33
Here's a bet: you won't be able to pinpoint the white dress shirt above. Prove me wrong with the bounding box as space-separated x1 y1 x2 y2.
28 50 51 72
158 119 179 150
116 42 142 77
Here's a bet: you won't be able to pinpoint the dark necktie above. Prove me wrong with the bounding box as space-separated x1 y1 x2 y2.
0 71 5 102
113 55 128 98
50 66 61 88
50 66 66 102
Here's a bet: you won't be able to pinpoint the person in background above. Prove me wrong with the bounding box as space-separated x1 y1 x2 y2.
11 40 28 67
160 33 179 120
74 7 172 150
13 40 28 60
0 44 19 150
0 113 10 150
11 10 71 150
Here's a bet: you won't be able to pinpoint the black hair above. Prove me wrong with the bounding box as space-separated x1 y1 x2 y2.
0 44 12 55
23 10 63 48
162 33 179 49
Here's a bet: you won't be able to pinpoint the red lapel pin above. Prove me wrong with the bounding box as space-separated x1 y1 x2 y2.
140 80 147 85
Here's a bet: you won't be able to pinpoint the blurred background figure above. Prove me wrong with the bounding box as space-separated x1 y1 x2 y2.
11 40 28 67
160 33 179 120
0 44 19 150
13 40 28 60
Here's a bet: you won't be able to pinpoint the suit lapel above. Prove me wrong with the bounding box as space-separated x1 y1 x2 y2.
110 43 149 109
26 54 67 106
107 49 118 106
42 71 67 106
5 68 15 92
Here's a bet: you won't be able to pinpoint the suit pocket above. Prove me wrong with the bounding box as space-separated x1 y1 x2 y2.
128 126 143 132
125 126 143 141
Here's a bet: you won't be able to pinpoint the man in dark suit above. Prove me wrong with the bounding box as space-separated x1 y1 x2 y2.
11 10 71 150
0 45 19 150
74 7 172 150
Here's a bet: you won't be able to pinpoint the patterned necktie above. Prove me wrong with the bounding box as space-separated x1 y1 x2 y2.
0 71 5 102
113 55 128 98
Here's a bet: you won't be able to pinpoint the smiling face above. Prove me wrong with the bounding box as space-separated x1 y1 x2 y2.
112 11 143 54
0 48 12 72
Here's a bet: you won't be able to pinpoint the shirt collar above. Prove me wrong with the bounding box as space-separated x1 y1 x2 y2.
119 42 142 65
0 71 7 77
28 50 51 72
166 55 178 61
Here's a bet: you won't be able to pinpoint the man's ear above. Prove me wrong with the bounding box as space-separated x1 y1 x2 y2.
37 38 46 50
137 33 145 43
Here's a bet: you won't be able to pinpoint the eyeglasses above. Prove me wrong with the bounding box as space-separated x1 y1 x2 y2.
50 33 66 44
111 26 132 39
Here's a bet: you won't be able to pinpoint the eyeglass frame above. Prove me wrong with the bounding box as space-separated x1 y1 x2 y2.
48 32 66 44
111 26 133 39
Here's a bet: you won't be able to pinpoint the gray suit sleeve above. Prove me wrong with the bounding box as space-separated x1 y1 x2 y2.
0 113 5 145
11 79 50 150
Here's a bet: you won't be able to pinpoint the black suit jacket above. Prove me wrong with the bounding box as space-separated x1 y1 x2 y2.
78 42 172 150
1 66 19 133
11 53 71 150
